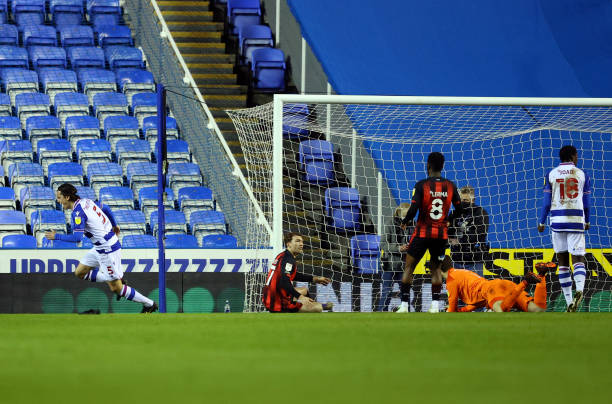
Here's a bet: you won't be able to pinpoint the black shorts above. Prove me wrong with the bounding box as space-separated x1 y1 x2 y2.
406 237 448 264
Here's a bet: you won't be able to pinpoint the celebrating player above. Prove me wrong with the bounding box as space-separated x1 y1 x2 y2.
45 183 158 313
538 145 591 312
442 256 552 312
262 232 333 313
396 152 463 313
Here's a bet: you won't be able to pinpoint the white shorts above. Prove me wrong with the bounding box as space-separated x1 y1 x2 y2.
80 248 123 281
551 232 586 256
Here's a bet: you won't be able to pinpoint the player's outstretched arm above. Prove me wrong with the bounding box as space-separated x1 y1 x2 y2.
45 229 83 243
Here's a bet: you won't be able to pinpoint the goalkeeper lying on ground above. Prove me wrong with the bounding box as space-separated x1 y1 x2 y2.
441 256 554 312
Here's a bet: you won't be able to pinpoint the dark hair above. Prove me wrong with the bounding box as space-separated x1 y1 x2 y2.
440 255 453 273
559 145 577 162
427 152 445 172
284 232 301 245
57 183 80 202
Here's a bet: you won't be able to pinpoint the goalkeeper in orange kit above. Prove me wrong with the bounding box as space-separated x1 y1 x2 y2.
441 256 554 312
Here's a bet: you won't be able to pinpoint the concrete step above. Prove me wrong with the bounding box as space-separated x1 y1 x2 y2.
175 42 225 53
158 1 210 11
187 63 234 74
161 11 213 22
166 21 224 32
203 94 247 108
191 73 237 85
182 53 233 64
171 31 222 43
199 84 246 95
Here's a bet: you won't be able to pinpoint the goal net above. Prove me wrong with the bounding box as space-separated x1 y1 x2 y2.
227 95 612 313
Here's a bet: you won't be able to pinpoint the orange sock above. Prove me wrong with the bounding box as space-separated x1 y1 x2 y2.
534 278 547 309
501 281 526 312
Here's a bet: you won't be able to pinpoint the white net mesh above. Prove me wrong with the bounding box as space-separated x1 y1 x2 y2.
228 100 612 312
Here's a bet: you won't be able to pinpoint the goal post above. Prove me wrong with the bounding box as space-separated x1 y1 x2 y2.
228 95 612 313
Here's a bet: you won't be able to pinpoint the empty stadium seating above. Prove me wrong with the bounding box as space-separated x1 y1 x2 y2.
299 140 335 184
201 234 237 249
250 48 286 91
165 234 198 249
350 235 380 274
325 187 362 231
238 24 273 65
121 234 157 248
227 0 261 35
2 233 36 248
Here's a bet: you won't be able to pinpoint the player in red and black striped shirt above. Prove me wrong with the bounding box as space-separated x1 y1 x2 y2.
262 232 333 313
396 152 462 313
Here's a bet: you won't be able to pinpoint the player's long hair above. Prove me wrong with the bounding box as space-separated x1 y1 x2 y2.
57 183 80 202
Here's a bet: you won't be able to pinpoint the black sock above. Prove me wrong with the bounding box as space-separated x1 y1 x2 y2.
400 282 412 302
432 284 442 301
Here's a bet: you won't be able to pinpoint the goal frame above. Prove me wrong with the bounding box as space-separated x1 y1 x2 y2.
271 94 612 252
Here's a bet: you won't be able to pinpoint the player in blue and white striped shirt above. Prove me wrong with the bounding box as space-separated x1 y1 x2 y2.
538 145 591 312
45 183 158 313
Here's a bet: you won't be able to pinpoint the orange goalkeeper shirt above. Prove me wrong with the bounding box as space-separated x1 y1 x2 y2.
446 268 488 312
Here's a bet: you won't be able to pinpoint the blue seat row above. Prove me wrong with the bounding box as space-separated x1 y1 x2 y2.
0 24 133 47
0 1 122 28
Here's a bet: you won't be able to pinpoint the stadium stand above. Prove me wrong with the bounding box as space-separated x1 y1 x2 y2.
113 209 146 239
238 24 273 65
350 235 381 274
150 209 186 237
299 140 335 185
0 185 15 209
59 25 94 48
324 187 362 232
25 115 61 150
98 186 134 210
40 69 79 104
250 48 286 91
190 210 227 241
54 92 89 126
0 24 18 45
36 138 72 175
201 234 238 249
51 1 85 27
97 24 133 47
23 25 58 47
0 116 23 140
2 233 36 248
121 234 157 248
165 234 198 249
138 186 174 219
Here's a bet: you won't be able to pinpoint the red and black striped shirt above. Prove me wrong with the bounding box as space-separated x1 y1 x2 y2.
262 249 313 311
402 177 462 239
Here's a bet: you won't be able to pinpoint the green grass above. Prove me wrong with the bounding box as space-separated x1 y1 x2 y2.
1 314 611 404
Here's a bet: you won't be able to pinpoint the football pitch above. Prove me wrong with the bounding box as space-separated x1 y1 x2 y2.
1 314 610 404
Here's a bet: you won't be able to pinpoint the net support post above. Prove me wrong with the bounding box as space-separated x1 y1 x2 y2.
300 36 306 94
351 130 357 188
156 83 167 313
377 171 383 236
272 95 284 252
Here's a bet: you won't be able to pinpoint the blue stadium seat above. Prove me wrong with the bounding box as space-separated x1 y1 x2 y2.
29 46 67 70
350 235 381 274
54 91 89 126
299 140 335 184
0 24 18 46
58 25 93 48
0 165 3 185
227 0 261 35
76 138 110 172
77 68 117 104
36 138 71 175
0 139 32 173
0 210 27 239
158 139 190 164
47 161 83 191
51 0 84 26
12 0 46 27
165 234 198 249
167 162 201 195
138 186 174 218
239 24 273 65
126 161 156 195
0 185 15 209
15 92 50 128
25 115 61 150
150 209 186 236
116 69 154 103
0 116 23 140
190 210 226 239
99 186 134 210
250 48 286 91
65 115 100 148
93 92 128 128
130 92 157 126
75 185 95 200
20 185 55 220
324 187 362 231
113 209 146 237
23 25 58 47
121 234 157 248
1 68 38 105
201 234 238 249
283 103 310 138
115 138 150 174
87 0 122 28
2 233 36 248
31 209 67 245
178 186 214 218
86 161 122 196
104 46 144 70
103 115 138 152
143 116 178 149
97 24 133 47
9 162 43 197
0 1 6 24
0 45 28 69
0 92 10 116
39 69 78 104
67 46 105 70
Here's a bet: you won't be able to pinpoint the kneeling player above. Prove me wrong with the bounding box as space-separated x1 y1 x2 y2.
262 232 333 313
442 256 552 312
